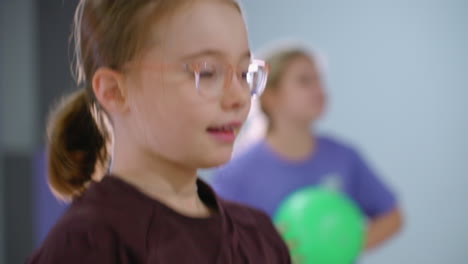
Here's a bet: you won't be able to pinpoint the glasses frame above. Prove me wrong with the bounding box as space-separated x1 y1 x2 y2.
123 59 269 98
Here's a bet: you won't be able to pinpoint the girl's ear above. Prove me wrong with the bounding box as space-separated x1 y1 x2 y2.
92 68 128 114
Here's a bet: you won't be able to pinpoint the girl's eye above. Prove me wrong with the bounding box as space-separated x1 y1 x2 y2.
199 70 216 78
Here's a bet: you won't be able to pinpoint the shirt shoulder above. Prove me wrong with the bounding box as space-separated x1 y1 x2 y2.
316 135 366 164
220 199 291 263
26 207 121 264
221 200 285 239
27 177 155 264
318 135 356 153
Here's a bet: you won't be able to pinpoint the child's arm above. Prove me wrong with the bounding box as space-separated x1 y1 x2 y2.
364 206 403 250
348 147 404 251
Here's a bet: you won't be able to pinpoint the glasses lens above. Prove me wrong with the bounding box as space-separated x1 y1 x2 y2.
192 60 269 98
196 62 224 97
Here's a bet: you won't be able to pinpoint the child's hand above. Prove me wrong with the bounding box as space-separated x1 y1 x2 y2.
277 223 304 264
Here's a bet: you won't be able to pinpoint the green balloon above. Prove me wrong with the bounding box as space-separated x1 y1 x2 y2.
274 187 365 264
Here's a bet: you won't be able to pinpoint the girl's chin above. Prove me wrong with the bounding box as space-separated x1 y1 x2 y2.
197 148 233 168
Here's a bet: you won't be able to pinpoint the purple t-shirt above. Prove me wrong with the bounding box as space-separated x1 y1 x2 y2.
212 136 396 219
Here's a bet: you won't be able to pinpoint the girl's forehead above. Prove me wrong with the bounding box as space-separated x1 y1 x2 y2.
144 0 248 62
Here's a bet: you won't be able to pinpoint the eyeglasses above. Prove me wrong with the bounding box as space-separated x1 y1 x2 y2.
189 59 269 98
128 59 269 99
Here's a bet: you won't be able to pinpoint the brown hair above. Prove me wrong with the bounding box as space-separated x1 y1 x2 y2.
259 48 312 131
48 0 241 201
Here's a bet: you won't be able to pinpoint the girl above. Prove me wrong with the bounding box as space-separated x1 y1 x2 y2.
27 1 290 263
212 45 403 255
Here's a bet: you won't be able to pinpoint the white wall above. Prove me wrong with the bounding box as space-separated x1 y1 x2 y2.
1 1 38 263
242 1 468 263
0 0 38 153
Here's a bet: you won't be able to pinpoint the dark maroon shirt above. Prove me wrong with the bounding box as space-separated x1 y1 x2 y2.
26 176 291 263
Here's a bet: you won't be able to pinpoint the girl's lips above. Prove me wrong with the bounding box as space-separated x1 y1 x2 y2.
207 129 236 143
207 121 242 143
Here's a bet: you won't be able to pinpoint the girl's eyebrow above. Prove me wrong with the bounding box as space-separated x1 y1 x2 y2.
180 49 251 61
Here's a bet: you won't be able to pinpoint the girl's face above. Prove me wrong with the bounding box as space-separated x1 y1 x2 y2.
122 0 251 169
271 56 326 125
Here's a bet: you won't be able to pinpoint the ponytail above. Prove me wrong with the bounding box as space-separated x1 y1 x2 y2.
47 89 109 201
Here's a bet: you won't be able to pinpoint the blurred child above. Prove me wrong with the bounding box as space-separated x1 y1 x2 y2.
212 44 403 252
